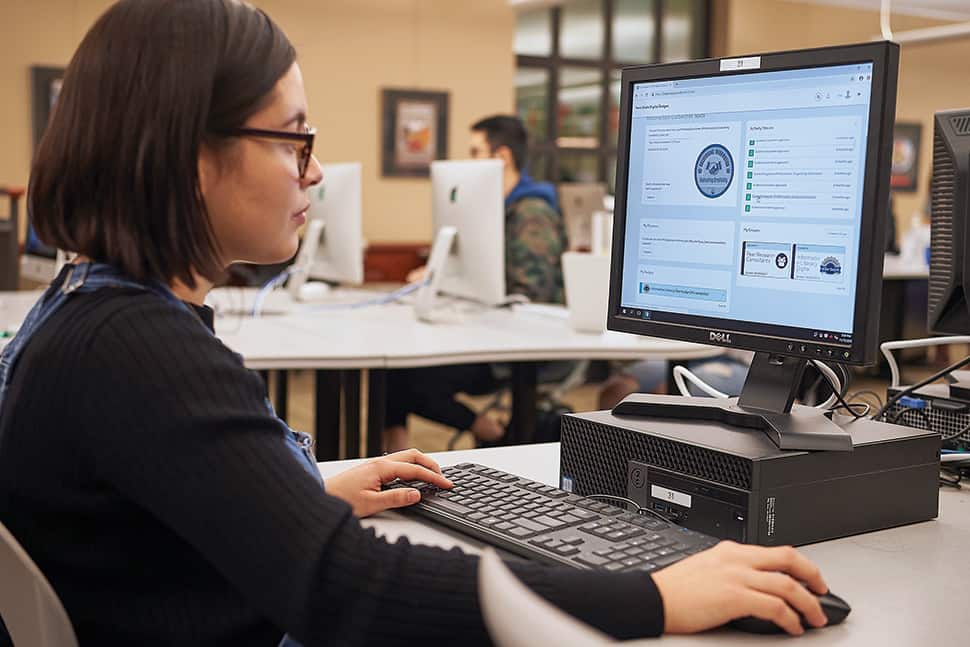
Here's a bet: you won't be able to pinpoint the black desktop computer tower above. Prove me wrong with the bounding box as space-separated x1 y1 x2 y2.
559 408 940 546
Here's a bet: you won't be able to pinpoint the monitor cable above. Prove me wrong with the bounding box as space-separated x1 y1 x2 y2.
873 354 970 422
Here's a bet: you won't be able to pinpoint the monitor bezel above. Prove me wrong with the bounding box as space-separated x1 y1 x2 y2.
607 41 899 366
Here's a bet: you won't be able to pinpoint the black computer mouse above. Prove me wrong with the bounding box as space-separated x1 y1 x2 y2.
729 590 851 634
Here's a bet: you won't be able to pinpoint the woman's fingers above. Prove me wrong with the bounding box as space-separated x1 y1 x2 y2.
727 543 828 595
741 589 807 636
745 571 827 628
366 487 421 513
375 459 453 490
379 448 444 475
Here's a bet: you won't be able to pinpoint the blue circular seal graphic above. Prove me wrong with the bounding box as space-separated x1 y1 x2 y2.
694 144 734 199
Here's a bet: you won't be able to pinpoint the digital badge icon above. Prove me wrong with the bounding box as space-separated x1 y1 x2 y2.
695 144 734 198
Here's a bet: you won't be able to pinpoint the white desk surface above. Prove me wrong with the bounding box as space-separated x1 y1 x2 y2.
274 300 720 368
0 287 721 369
319 443 970 646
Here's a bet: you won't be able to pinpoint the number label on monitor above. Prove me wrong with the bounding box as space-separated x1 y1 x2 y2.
720 56 761 71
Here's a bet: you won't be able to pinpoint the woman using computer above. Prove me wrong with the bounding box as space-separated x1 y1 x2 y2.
0 1 831 643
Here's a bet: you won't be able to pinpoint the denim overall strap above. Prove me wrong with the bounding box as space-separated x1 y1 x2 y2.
0 263 187 424
0 262 323 486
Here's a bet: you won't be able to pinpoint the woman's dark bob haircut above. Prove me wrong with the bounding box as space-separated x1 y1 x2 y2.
30 0 295 287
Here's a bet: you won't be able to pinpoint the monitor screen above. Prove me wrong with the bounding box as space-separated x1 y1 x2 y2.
617 61 877 354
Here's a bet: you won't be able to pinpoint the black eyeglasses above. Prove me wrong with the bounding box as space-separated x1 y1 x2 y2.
221 124 316 179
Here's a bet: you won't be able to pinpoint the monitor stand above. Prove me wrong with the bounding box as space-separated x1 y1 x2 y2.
413 226 457 322
612 352 854 452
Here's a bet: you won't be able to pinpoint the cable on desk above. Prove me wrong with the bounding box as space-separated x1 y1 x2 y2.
873 354 970 422
846 389 885 410
942 419 970 443
305 278 430 312
888 406 933 430
810 360 864 418
585 494 672 525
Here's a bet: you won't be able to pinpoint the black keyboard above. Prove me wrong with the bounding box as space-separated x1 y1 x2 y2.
386 462 719 572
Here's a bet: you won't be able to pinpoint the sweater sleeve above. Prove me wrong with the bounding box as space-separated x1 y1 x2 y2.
78 298 664 645
505 197 568 304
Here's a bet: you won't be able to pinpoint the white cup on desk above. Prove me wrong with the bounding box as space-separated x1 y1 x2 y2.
562 251 610 333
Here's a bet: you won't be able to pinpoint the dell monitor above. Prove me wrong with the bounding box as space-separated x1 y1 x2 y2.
287 162 364 300
928 109 970 336
417 159 506 315
607 41 900 452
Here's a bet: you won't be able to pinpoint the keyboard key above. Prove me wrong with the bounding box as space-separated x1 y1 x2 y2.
507 526 535 539
575 554 610 568
533 515 568 530
605 563 626 572
423 499 472 515
652 554 683 568
514 518 551 533
560 536 584 545
558 514 582 525
553 544 581 556
621 557 643 568
494 522 515 532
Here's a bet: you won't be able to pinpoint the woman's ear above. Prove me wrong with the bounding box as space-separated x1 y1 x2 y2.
197 144 217 198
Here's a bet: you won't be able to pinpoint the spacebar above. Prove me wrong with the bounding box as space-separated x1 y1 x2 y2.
422 498 473 515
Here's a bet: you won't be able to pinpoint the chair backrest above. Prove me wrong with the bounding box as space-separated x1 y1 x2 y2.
477 548 613 647
0 521 78 647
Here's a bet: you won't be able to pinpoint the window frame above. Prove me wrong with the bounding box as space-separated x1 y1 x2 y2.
515 0 711 187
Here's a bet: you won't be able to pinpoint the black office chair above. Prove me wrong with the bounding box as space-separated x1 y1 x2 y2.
0 187 25 291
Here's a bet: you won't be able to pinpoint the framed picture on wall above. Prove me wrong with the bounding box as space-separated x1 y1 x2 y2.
31 66 67 149
381 88 448 177
890 122 921 192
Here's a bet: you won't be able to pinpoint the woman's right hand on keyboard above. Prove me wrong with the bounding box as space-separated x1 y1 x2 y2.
324 448 453 518
651 541 829 636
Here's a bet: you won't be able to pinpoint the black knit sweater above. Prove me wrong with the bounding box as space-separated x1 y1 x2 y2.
0 287 664 645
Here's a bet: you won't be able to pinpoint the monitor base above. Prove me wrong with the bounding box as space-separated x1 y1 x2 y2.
612 394 854 452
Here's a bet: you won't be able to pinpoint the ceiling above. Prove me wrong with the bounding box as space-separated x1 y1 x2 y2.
511 0 970 21
779 0 970 21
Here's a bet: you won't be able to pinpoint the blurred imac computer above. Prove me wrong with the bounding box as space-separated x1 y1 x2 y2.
20 220 63 284
288 162 363 300
929 109 970 337
607 41 900 451
559 182 607 251
414 159 506 319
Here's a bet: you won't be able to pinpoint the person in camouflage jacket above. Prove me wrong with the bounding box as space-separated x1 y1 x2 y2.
384 116 568 451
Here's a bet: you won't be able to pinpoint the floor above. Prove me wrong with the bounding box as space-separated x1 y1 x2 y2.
269 358 948 456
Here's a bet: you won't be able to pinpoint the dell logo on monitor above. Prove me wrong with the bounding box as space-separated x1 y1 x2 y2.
710 331 733 344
